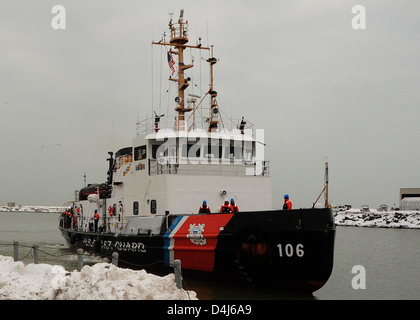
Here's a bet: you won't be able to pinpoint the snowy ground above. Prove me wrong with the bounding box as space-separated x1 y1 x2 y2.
0 255 197 300
334 209 420 229
1 205 195 300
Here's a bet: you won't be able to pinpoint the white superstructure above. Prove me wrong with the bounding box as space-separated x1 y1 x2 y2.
111 128 271 216
68 10 272 233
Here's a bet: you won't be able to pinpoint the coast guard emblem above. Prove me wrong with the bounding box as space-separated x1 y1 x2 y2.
187 223 206 245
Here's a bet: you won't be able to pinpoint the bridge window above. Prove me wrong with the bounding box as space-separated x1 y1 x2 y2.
205 144 222 158
225 146 243 160
134 145 147 161
182 144 201 158
244 140 253 162
152 145 162 159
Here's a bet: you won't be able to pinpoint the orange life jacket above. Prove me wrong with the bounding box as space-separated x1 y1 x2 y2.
220 204 232 213
198 206 211 214
230 204 239 213
283 200 292 210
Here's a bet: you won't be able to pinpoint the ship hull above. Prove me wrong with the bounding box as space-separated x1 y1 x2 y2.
59 208 335 292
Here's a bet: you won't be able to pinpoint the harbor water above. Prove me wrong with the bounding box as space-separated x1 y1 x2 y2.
0 211 419 300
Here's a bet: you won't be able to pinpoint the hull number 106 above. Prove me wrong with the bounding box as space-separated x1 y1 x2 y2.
277 243 304 257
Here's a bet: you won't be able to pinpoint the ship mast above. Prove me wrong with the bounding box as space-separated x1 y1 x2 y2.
152 9 218 132
207 46 219 132
313 162 329 208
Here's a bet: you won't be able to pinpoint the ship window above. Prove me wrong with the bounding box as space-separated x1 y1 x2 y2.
134 145 147 161
181 144 187 157
152 139 176 159
150 200 157 214
182 144 201 158
133 201 139 215
244 150 252 162
244 140 253 161
224 146 243 160
152 145 164 159
169 145 176 157
113 204 117 216
205 144 222 158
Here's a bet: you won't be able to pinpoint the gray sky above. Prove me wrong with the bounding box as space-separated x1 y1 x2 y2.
1 0 419 209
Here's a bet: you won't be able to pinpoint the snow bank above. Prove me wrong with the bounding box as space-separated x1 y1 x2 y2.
0 255 197 300
334 210 420 229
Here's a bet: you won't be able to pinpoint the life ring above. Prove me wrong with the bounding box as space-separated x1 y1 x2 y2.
108 205 114 216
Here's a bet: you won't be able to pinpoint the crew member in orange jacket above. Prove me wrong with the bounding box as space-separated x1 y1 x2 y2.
94 209 100 232
220 199 232 213
198 200 211 214
230 198 239 213
283 194 292 210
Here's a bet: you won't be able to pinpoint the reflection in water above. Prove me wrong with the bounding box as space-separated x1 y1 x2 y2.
183 275 315 300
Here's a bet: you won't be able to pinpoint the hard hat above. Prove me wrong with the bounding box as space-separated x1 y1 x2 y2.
284 194 289 199
203 200 207 204
231 198 234 202
95 209 98 212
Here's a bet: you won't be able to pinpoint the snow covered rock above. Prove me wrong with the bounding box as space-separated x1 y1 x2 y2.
334 210 420 229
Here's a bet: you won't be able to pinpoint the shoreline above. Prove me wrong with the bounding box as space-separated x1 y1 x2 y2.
0 206 62 213
1 206 420 229
334 209 420 229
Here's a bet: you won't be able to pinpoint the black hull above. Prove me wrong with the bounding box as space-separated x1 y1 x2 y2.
59 208 335 293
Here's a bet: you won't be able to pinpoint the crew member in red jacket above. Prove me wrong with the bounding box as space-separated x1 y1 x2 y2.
283 194 292 210
94 209 100 232
230 198 239 213
220 199 232 213
198 200 211 214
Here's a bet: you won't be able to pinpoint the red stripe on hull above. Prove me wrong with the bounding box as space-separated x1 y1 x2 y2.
172 214 234 271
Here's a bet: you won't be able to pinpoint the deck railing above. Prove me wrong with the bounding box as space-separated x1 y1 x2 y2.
148 158 270 177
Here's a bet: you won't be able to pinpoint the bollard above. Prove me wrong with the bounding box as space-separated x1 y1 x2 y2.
33 244 39 264
13 241 19 262
77 248 84 271
112 252 119 267
174 259 182 289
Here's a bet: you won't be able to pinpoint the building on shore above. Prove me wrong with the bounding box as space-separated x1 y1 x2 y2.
400 188 420 210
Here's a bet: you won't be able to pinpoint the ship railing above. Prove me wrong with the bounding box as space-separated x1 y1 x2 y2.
149 159 270 177
136 116 256 137
59 207 125 234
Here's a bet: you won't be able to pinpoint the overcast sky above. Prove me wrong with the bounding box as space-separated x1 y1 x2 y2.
1 0 419 209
